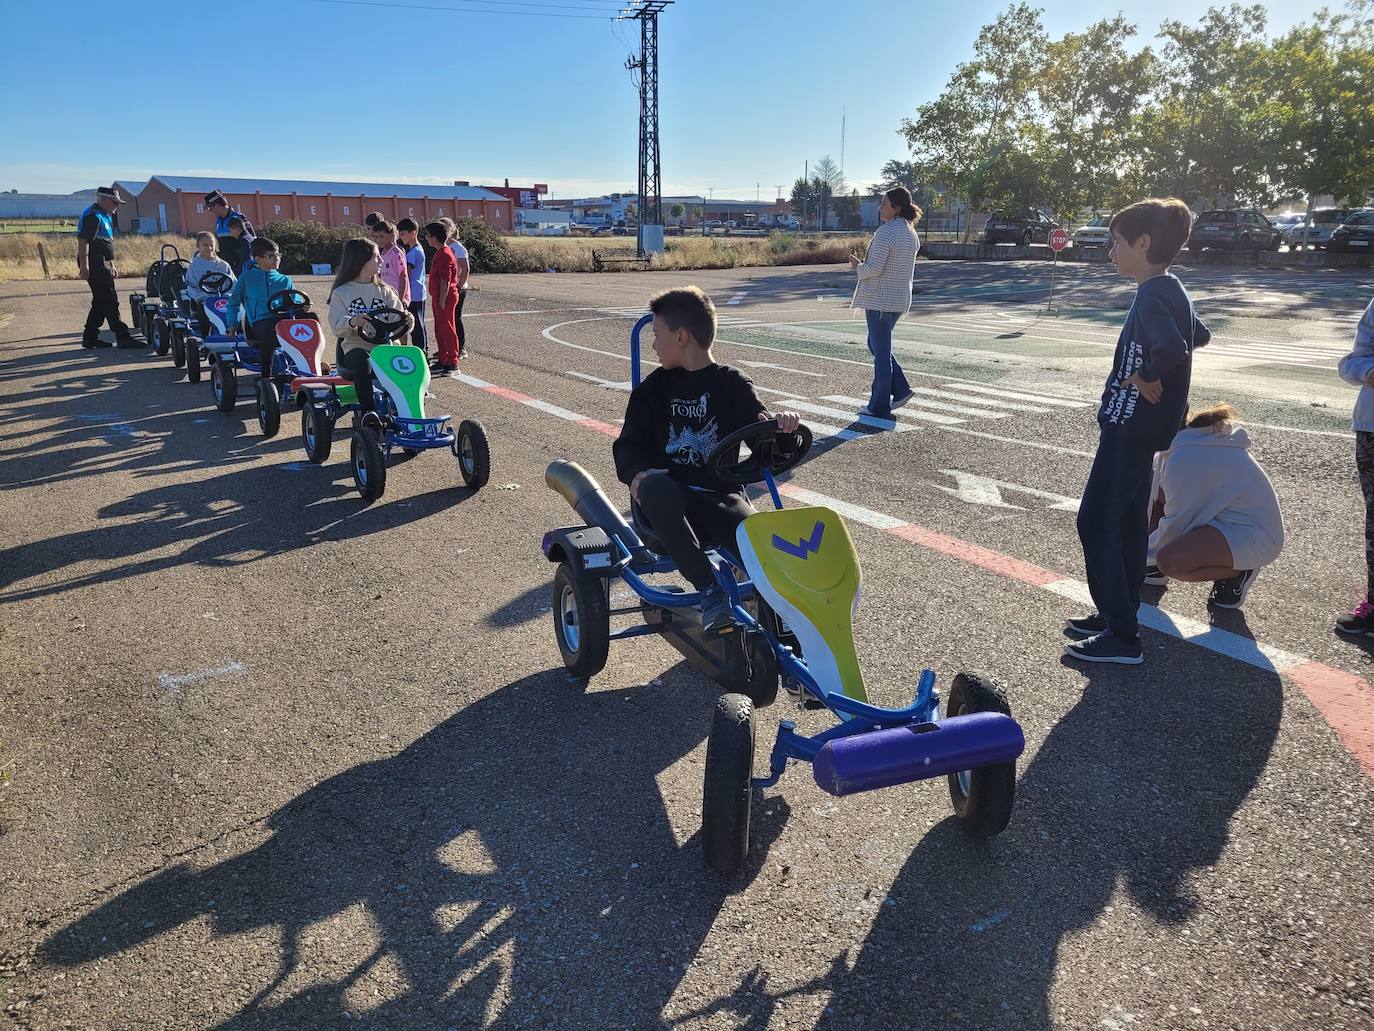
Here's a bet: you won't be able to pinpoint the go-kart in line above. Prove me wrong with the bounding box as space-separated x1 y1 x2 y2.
447 367 1374 781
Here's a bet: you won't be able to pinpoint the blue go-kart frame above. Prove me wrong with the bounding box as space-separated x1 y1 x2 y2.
542 314 1025 875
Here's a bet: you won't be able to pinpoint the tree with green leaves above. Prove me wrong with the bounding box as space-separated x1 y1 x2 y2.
1038 16 1159 216
900 2 1049 238
832 190 864 230
1262 8 1374 244
789 177 816 228
669 203 685 223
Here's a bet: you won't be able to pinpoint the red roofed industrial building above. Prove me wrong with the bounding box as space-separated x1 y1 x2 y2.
118 175 514 234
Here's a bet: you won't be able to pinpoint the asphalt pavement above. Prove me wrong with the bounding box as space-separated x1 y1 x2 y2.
2 258 1373 1030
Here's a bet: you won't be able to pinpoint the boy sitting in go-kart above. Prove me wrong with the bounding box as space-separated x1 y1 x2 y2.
614 286 800 633
224 237 297 379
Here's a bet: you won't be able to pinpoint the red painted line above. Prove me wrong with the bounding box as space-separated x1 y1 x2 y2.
1286 662 1374 779
577 417 620 438
886 523 1062 587
480 383 534 404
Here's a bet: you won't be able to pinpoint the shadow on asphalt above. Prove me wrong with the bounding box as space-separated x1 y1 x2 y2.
40 666 791 1028
0 354 482 600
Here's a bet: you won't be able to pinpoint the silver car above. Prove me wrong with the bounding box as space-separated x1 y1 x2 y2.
1072 215 1111 248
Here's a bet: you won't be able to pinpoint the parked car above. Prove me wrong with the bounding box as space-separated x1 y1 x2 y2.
1287 207 1353 249
1328 209 1374 253
1072 214 1111 248
983 210 1057 246
1188 209 1282 253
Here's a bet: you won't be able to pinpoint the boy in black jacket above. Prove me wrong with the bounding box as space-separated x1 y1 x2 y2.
1066 198 1211 665
614 286 800 632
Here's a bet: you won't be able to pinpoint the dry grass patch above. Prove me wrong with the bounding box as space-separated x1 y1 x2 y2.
0 233 198 282
504 232 867 273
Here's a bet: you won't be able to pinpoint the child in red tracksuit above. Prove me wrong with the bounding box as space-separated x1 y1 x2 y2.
425 221 460 373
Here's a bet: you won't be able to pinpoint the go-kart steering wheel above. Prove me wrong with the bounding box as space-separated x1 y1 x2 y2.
269 289 312 314
199 271 233 294
357 307 410 344
706 418 812 487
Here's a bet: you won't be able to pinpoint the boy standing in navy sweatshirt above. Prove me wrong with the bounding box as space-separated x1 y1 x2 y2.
1066 198 1210 665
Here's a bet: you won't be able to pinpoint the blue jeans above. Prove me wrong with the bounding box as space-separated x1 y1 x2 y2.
1076 429 1156 640
865 309 910 416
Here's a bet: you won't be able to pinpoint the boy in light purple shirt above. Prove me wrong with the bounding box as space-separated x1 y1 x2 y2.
370 219 411 310
396 217 429 357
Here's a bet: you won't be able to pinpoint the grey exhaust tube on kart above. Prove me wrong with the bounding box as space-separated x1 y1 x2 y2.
545 460 653 562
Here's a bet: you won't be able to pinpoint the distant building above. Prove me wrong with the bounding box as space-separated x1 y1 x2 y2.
515 208 571 236
482 180 549 209
118 175 513 234
0 189 97 219
544 193 787 228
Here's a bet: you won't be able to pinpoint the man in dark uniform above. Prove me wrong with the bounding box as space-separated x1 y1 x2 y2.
77 186 139 349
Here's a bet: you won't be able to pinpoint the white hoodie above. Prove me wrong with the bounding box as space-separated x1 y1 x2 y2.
1149 425 1285 571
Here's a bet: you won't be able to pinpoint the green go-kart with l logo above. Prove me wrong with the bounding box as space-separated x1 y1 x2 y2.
288 308 491 504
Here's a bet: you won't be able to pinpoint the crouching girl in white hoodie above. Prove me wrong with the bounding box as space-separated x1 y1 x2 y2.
1147 403 1285 609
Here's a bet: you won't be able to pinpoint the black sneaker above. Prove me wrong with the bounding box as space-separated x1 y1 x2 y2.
1064 631 1144 665
115 336 144 349
1143 565 1167 586
359 411 384 432
1336 601 1374 638
81 337 100 349
459 347 469 359
1209 569 1259 609
1065 613 1107 638
700 585 737 636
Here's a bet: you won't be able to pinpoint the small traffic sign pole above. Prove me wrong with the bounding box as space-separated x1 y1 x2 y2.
1047 226 1068 311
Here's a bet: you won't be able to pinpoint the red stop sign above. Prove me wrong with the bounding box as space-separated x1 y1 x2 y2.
1050 228 1068 252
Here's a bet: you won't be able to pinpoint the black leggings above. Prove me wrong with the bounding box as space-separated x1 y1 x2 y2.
1358 432 1374 601
635 473 753 592
455 288 467 351
249 318 277 379
338 345 375 413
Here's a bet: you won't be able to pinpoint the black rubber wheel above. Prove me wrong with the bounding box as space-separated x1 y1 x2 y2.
141 305 158 340
551 561 609 679
350 426 387 503
153 318 170 357
1021 230 1033 247
171 324 186 368
256 378 282 438
211 360 237 412
702 692 755 875
185 338 202 383
454 418 491 491
128 295 141 333
945 670 1016 839
302 403 333 464
740 628 779 708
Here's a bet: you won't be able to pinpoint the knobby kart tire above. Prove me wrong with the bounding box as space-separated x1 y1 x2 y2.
454 418 491 491
551 561 609 679
171 325 186 368
185 339 202 383
302 403 333 464
702 692 755 875
153 318 170 357
211 360 237 412
128 296 141 334
256 379 282 439
945 670 1016 839
350 426 387 503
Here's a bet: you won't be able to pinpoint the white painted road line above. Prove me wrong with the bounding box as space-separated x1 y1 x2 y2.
825 393 1011 421
788 400 921 432
923 381 1091 408
157 661 247 694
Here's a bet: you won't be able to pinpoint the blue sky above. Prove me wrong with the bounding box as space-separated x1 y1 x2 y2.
2 0 1319 201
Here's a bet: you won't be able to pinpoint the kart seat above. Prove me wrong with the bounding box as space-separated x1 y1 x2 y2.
290 374 350 392
736 506 866 705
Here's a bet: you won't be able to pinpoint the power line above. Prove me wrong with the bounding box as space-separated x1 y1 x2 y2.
308 0 620 18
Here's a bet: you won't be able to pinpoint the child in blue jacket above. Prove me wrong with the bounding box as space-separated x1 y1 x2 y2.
224 237 295 379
